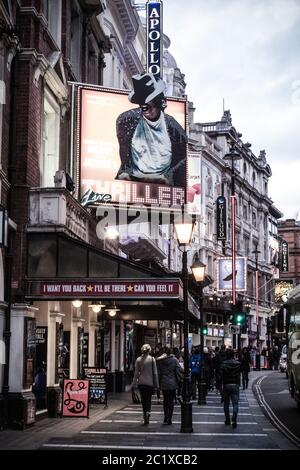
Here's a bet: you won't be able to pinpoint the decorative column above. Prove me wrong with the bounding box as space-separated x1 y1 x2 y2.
88 310 99 368
0 301 7 427
110 320 116 391
119 321 124 372
8 304 38 428
0 302 7 391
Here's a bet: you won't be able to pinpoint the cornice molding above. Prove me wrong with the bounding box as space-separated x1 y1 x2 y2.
18 49 69 106
18 6 48 29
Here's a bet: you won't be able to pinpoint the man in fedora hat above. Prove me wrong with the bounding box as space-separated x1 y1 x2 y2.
115 72 187 186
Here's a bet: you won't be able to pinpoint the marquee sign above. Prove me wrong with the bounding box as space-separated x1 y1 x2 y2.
40 279 183 300
147 1 163 78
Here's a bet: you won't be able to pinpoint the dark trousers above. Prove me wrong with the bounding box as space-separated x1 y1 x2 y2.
242 370 249 389
223 384 240 421
215 370 222 391
163 389 176 421
191 373 201 399
138 385 153 415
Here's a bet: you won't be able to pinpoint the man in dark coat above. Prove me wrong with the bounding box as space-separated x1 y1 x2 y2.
220 348 241 428
115 72 187 187
156 347 183 425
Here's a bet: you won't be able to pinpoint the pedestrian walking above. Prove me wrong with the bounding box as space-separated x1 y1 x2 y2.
203 346 213 391
212 347 221 393
220 348 242 428
132 344 159 425
156 347 183 425
153 343 163 404
189 346 202 400
239 347 251 389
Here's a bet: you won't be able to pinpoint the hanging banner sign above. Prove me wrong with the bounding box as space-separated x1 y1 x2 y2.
40 278 183 299
62 379 89 418
216 196 227 240
147 1 163 78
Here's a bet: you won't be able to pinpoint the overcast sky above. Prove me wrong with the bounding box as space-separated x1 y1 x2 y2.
158 0 300 220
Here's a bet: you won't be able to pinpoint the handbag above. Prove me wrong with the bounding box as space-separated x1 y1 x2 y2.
176 365 184 383
132 389 140 404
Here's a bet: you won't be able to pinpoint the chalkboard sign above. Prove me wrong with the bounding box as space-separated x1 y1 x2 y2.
84 367 107 406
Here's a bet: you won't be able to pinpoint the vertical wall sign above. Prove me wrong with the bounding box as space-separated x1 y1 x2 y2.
147 1 163 78
280 240 289 272
216 196 227 240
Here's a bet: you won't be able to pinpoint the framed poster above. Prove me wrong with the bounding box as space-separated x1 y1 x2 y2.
62 379 90 417
23 317 36 389
217 257 247 291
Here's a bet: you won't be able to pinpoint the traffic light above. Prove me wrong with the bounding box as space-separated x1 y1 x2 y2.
201 325 208 335
232 312 246 327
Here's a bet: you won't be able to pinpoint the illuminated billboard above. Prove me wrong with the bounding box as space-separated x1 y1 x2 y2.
274 280 294 304
217 257 247 292
79 86 187 208
187 152 201 215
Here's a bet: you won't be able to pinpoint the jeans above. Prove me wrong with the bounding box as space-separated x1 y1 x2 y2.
223 384 240 421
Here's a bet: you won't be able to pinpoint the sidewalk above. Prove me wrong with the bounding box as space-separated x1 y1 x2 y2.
0 392 131 450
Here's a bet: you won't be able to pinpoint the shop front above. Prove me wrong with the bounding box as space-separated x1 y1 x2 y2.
9 232 193 424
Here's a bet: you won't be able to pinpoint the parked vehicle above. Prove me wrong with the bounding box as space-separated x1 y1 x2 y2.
279 354 287 373
286 286 300 410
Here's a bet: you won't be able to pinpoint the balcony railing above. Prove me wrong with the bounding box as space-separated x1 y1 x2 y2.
29 187 90 241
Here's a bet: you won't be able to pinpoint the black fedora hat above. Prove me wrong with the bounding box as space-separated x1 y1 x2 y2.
129 72 165 105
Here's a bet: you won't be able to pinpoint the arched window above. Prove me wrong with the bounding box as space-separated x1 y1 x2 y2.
252 171 256 187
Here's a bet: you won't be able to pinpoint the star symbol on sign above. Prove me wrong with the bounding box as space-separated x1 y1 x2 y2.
127 285 134 292
87 285 94 292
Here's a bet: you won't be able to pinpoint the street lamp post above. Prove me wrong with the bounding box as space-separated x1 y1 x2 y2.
191 258 207 405
224 144 242 308
252 245 261 371
174 217 194 433
224 144 242 352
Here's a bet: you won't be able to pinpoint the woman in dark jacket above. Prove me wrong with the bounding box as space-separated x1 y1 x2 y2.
156 347 182 425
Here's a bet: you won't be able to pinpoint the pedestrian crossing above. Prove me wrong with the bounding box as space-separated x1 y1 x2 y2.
42 389 281 450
